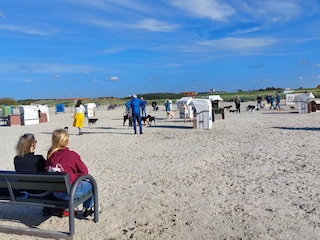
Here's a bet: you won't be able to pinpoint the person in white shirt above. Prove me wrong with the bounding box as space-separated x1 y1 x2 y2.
73 100 85 135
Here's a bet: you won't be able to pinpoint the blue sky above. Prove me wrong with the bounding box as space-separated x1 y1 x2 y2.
1 0 320 100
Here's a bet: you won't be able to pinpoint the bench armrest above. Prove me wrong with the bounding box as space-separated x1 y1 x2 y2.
68 174 99 235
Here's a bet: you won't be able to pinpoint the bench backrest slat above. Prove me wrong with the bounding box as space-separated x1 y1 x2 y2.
0 171 71 193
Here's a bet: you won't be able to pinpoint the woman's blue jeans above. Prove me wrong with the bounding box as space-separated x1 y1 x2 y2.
53 180 93 209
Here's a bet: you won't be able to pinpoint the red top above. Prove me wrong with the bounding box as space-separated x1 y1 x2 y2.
46 147 88 184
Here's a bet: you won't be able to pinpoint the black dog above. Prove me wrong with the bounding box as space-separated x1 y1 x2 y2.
123 113 132 127
141 115 156 126
88 118 98 126
223 105 232 111
247 105 257 112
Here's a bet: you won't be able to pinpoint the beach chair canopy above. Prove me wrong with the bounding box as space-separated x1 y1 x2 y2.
207 95 223 102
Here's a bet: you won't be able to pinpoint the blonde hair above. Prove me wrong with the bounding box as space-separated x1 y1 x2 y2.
47 129 69 159
16 133 37 157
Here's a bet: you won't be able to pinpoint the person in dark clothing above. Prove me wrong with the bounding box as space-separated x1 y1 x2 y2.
151 101 157 111
1 133 45 197
14 133 46 172
12 133 49 200
126 94 144 134
140 97 147 117
275 93 281 110
256 94 262 109
265 94 271 104
234 95 241 113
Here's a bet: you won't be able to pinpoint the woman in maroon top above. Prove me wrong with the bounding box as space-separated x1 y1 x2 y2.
46 128 94 217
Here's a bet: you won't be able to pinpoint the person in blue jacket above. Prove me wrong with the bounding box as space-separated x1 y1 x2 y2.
140 97 147 117
125 94 143 134
275 93 281 110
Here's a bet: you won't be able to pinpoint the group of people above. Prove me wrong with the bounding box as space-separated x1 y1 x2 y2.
264 93 281 110
13 129 95 218
125 96 173 134
233 93 281 112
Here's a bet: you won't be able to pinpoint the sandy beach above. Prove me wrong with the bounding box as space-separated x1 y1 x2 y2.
1 101 320 240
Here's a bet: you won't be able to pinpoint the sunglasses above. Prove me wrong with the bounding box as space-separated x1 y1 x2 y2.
23 133 37 143
23 133 34 138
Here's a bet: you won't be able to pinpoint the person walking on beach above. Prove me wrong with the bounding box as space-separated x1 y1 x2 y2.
275 93 281 110
126 94 144 134
46 128 95 218
152 101 157 111
140 97 147 117
73 99 85 135
164 100 171 111
234 95 241 113
270 95 275 109
256 94 262 109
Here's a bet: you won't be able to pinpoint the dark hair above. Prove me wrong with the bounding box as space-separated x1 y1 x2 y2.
75 100 82 107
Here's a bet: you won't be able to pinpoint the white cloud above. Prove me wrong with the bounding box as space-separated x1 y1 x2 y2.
232 26 264 35
0 64 103 74
109 76 119 81
133 18 178 32
199 37 278 51
234 1 307 24
252 78 271 82
23 80 33 83
299 60 310 64
170 0 234 22
0 24 51 36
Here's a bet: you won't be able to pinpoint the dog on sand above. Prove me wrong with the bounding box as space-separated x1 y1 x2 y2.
223 105 232 112
123 112 132 127
166 110 176 119
141 115 156 126
247 105 257 112
88 118 98 127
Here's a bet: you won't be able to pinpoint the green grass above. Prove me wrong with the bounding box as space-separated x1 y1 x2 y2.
1 88 319 107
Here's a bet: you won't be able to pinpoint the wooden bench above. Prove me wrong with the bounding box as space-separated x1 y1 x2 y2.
0 171 99 239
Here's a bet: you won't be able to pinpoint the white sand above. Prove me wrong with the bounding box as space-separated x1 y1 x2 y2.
1 102 320 240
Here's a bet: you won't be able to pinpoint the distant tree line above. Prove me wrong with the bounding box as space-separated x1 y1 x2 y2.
0 98 18 105
2 86 320 106
133 93 184 100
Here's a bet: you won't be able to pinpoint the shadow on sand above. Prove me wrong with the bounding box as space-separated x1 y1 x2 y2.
273 126 320 131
